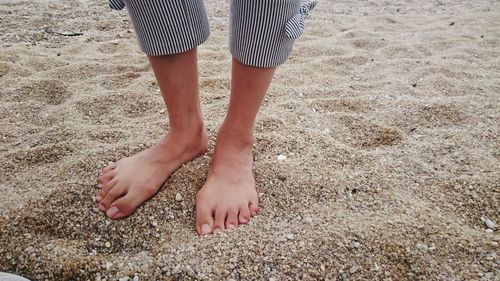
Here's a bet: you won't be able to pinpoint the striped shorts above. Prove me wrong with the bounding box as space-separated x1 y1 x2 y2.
109 0 318 68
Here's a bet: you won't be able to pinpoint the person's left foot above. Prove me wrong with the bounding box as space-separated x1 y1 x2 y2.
195 131 259 235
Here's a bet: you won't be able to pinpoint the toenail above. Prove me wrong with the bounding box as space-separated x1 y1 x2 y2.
227 224 235 229
201 224 211 234
98 204 106 212
213 228 222 234
106 206 119 218
95 195 102 202
96 184 102 189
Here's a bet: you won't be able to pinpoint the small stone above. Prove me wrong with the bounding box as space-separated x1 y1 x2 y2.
349 265 359 274
133 277 139 281
277 154 287 161
151 221 158 227
92 207 100 214
175 193 183 202
119 277 129 281
304 217 313 224
485 219 496 229
285 234 295 240
485 229 493 234
416 242 428 252
352 241 360 248
487 241 498 248
277 173 287 181
105 242 111 248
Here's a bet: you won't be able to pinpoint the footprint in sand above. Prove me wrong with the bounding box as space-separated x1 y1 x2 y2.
12 80 71 105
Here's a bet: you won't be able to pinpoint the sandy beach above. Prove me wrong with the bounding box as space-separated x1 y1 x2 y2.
1 0 499 279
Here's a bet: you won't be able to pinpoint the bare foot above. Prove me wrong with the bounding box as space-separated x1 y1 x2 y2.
96 126 207 219
195 130 259 234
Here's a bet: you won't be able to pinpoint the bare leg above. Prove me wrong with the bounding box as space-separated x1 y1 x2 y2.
195 58 276 234
96 48 207 219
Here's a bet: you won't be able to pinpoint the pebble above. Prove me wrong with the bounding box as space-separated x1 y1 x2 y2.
349 265 359 274
352 241 360 248
277 154 287 161
304 217 313 224
286 234 295 240
118 277 129 281
416 242 428 252
277 173 287 181
133 276 139 281
484 219 496 229
105 242 111 248
487 241 498 248
151 221 158 227
485 229 493 234
175 193 183 202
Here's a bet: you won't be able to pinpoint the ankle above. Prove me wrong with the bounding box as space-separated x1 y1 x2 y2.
169 118 205 138
216 125 254 150
158 121 207 152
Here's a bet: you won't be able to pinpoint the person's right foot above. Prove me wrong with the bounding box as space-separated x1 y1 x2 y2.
96 126 208 219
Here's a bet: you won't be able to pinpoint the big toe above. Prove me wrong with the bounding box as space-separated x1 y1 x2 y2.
106 194 139 219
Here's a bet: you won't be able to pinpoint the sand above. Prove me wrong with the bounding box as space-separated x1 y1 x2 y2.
0 0 499 280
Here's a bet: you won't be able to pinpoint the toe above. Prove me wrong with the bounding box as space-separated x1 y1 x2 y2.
101 162 117 174
249 201 259 217
212 207 226 234
99 184 126 210
225 207 239 230
98 178 117 197
106 193 140 219
96 178 117 203
238 206 251 224
195 203 214 235
99 170 116 185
